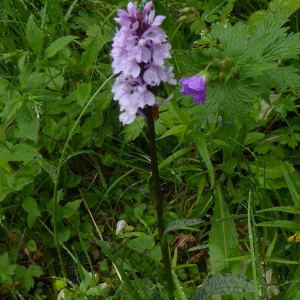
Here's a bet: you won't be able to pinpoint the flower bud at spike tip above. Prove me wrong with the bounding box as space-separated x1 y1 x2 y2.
177 16 189 23
232 66 240 79
219 71 226 83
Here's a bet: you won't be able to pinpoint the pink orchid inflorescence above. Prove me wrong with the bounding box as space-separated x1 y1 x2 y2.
111 1 176 125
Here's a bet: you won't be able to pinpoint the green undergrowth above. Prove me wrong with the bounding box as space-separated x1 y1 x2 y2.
1 0 300 299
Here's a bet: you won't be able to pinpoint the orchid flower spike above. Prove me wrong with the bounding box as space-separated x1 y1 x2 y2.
111 1 176 125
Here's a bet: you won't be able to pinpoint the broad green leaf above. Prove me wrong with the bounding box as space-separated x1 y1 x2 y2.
80 35 103 74
281 163 300 207
292 291 300 300
26 15 43 55
190 274 254 300
158 147 193 170
0 155 11 172
62 200 82 218
22 197 41 227
46 67 64 91
28 265 44 277
193 131 214 187
246 10 269 35
23 72 51 92
93 239 165 284
127 235 155 253
76 82 92 107
256 220 300 230
164 219 203 235
266 257 299 265
157 124 188 140
57 222 70 243
0 187 12 202
0 253 17 277
34 152 56 182
27 239 37 252
9 143 35 161
44 35 77 59
240 160 294 179
82 113 103 137
172 270 188 300
269 0 300 13
21 268 34 292
209 183 240 274
14 105 40 143
189 192 213 219
258 206 300 214
1 97 24 127
244 132 265 146
121 116 145 142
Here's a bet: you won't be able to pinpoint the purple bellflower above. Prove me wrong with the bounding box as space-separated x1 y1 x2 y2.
111 1 176 125
179 73 208 104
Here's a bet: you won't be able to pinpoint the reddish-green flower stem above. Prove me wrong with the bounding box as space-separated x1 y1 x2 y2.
144 106 175 300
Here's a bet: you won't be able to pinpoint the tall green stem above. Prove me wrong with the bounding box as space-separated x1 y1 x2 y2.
145 106 175 300
52 74 114 278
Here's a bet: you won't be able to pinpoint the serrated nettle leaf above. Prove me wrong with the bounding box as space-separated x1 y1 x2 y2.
62 200 82 218
26 15 43 55
164 219 203 235
44 35 78 58
76 82 92 107
190 274 254 300
209 183 240 274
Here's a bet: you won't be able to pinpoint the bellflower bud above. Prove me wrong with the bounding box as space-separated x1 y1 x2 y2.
219 71 226 83
179 71 208 104
231 66 240 79
111 1 176 125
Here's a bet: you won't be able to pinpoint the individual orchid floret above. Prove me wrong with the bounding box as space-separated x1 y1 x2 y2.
111 1 176 125
179 71 208 104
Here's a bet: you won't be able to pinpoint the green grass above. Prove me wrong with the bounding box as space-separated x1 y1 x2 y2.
1 0 300 299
